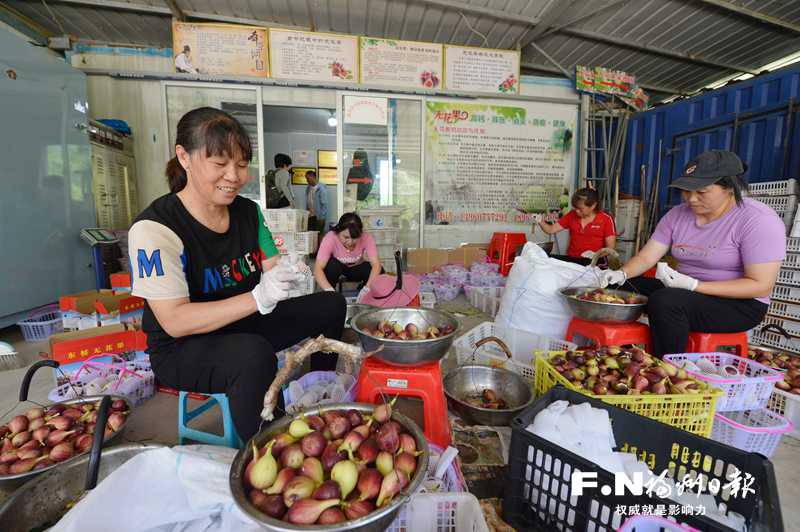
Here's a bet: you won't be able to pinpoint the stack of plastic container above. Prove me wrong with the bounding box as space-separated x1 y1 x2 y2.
359 207 404 274
263 208 319 258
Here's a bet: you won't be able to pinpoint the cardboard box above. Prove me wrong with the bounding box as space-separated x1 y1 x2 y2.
110 272 132 293
407 244 488 274
58 290 143 330
47 324 146 385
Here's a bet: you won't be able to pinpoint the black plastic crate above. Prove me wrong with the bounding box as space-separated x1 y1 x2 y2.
503 386 782 532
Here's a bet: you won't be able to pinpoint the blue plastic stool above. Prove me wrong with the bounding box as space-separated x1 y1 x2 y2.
177 392 242 448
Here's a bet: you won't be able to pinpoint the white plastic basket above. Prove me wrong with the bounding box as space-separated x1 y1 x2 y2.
768 299 800 321
786 236 800 253
371 228 400 245
783 252 800 270
711 408 793 457
767 387 800 439
761 314 800 337
777 268 800 287
454 321 576 383
264 208 308 232
0 342 19 371
751 325 800 355
757 194 797 215
17 305 63 342
386 493 489 532
272 231 318 255
282 371 357 414
746 178 798 197
358 207 404 229
48 358 155 407
662 352 782 411
619 515 699 531
772 284 800 303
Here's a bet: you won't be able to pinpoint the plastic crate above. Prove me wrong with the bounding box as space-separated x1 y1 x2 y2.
421 291 436 309
454 322 576 383
387 493 488 532
358 207 404 229
16 305 63 342
0 341 18 371
272 231 318 255
534 352 721 436
761 314 800 338
772 284 800 303
746 178 798 197
766 387 800 439
502 386 784 532
371 228 401 244
282 371 357 414
767 299 800 321
711 408 793 457
264 208 308 232
786 237 800 253
757 194 797 215
782 252 800 270
48 358 155 407
662 353 782 412
619 515 699 531
777 268 800 287
750 326 800 355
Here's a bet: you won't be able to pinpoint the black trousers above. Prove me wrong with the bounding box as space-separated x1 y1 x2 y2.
622 277 767 357
149 291 346 441
322 258 375 289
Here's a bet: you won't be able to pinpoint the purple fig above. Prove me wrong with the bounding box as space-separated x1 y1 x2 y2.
352 424 370 439
337 430 364 460
17 448 42 460
8 415 28 434
48 416 72 431
306 415 325 431
10 456 47 474
74 433 93 453
344 499 375 520
282 475 316 507
301 431 326 458
61 408 83 420
28 417 45 431
371 397 396 424
328 416 350 439
0 450 18 464
395 452 418 477
11 431 31 448
281 443 304 469
270 433 296 458
356 438 379 464
50 441 74 462
44 404 65 418
321 442 346 470
398 433 419 455
253 492 286 519
346 409 363 427
33 458 54 470
317 507 347 524
287 498 340 525
106 412 126 432
19 439 39 451
264 467 296 495
377 423 400 454
357 468 383 501
111 399 127 412
46 429 75 447
26 407 44 421
377 470 402 507
300 457 324 485
322 410 344 426
1 438 11 453
313 479 342 500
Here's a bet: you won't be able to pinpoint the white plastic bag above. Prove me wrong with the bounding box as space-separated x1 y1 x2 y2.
496 242 601 340
52 445 263 532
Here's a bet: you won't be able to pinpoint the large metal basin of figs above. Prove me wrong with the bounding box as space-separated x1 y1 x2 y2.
352 307 459 366
229 402 429 532
560 287 648 323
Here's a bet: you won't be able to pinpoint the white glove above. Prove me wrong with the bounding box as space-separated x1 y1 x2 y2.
599 269 626 288
656 262 699 291
356 286 370 303
251 264 296 314
580 250 595 259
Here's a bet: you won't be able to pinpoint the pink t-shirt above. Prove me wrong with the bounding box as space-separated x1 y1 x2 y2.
652 198 786 303
317 231 378 267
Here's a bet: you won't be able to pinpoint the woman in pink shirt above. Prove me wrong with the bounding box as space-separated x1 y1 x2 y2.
600 150 785 356
314 212 383 292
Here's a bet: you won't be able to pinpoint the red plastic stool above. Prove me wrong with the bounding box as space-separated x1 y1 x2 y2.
356 357 451 448
565 317 652 352
488 232 528 276
686 331 748 355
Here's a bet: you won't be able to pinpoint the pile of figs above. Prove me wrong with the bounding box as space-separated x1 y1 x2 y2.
362 321 455 341
0 399 128 476
750 348 800 394
549 346 711 396
243 400 424 525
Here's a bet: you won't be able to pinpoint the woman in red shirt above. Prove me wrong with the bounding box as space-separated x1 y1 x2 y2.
537 188 616 265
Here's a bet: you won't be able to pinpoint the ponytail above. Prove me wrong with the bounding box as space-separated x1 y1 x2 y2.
165 157 187 193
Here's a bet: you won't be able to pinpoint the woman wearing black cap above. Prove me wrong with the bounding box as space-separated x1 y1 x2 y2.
600 150 785 357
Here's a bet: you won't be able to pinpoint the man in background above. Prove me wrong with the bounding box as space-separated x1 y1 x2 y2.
306 170 328 239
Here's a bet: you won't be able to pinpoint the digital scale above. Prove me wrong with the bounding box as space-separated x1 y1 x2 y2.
80 228 120 290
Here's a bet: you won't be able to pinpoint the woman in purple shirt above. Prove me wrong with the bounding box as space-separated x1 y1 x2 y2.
600 150 785 356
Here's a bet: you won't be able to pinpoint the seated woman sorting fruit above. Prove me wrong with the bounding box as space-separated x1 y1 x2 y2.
128 107 345 441
600 150 785 357
313 212 383 294
537 187 617 265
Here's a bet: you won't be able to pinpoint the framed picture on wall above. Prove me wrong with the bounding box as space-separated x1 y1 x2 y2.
318 167 338 185
318 150 337 168
291 167 316 185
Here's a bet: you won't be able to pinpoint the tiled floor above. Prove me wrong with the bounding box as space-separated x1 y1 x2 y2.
0 310 798 530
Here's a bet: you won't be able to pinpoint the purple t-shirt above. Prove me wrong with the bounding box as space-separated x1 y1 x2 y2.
652 198 786 303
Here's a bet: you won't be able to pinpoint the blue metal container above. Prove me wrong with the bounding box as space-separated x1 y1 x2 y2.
621 64 800 214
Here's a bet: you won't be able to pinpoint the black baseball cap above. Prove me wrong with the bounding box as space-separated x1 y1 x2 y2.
669 150 746 191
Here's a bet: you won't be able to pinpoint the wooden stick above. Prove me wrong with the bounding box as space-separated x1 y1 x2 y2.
635 164 647 253
260 336 382 421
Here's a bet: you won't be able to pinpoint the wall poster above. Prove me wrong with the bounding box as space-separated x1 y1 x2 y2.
269 29 358 83
424 100 577 226
171 21 267 76
444 45 520 94
359 37 443 90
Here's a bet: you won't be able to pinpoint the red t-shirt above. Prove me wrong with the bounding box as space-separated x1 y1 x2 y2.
558 210 616 258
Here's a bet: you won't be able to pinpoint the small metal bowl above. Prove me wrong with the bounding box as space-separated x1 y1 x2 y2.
443 365 535 426
352 307 459 366
560 286 648 323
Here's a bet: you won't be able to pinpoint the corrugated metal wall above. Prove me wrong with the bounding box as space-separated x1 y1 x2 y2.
622 64 800 213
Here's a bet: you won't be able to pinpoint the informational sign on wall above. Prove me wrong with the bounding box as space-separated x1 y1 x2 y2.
269 29 358 83
171 22 267 76
444 45 520 94
359 37 443 90
344 95 388 125
424 100 576 226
